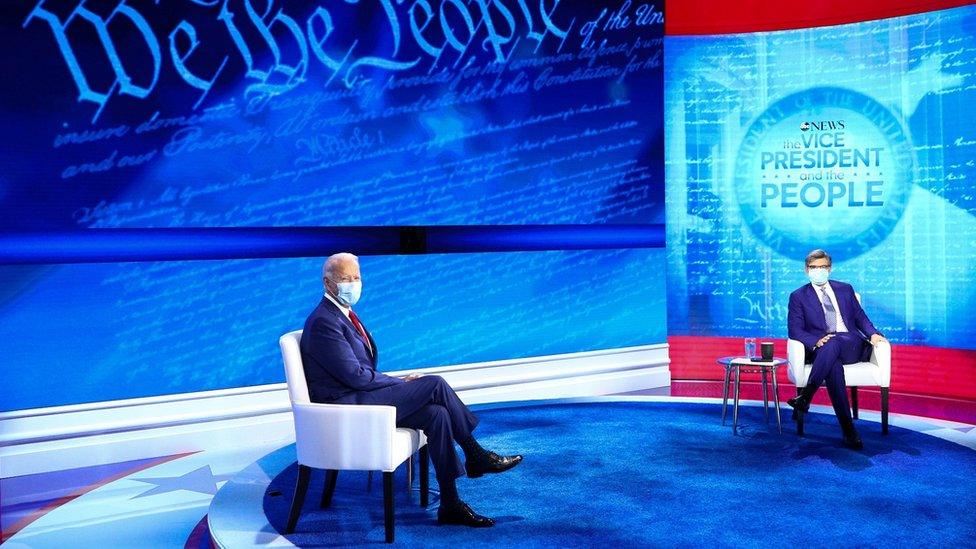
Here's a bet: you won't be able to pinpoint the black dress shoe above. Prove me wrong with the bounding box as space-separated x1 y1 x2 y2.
787 395 812 421
842 427 864 450
786 396 811 414
437 501 495 527
465 452 523 478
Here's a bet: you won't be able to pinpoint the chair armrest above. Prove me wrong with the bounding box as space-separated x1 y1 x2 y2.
291 402 399 470
787 339 807 387
869 340 892 387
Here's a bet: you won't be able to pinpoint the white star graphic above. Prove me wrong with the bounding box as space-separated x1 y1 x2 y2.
130 465 233 499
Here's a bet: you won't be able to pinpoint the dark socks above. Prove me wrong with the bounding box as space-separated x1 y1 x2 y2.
441 437 490 507
458 436 489 463
438 475 460 507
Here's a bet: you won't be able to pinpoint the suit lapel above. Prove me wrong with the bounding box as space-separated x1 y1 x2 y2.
804 284 828 331
346 310 377 364
321 298 376 365
322 297 352 331
364 326 378 365
829 281 851 330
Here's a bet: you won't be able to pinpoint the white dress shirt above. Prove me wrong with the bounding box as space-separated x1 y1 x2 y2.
811 282 848 333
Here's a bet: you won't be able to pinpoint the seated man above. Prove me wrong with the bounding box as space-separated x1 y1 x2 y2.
300 252 522 527
787 248 887 450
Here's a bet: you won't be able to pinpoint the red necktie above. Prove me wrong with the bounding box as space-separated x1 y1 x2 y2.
348 309 373 356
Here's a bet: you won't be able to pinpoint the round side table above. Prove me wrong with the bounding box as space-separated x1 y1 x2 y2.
716 356 787 434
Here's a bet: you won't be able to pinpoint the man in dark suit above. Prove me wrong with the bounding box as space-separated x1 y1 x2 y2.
787 249 887 450
300 253 522 527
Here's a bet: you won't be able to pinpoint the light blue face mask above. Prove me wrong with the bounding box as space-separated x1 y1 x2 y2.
807 267 830 286
335 280 362 306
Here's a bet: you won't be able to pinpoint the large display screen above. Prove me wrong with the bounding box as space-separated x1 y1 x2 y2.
665 5 976 350
0 0 665 411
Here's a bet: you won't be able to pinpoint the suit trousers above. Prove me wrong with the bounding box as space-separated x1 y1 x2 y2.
334 375 478 483
807 332 866 425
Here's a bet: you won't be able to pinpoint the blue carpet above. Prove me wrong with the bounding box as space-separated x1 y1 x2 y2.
263 401 976 547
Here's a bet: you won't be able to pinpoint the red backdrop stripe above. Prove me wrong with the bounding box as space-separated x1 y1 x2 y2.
668 335 976 401
665 0 976 35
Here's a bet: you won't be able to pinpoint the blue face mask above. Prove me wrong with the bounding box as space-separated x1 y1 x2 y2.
334 281 362 307
807 267 830 286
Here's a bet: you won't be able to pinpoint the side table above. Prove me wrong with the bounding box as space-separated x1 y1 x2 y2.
716 356 787 434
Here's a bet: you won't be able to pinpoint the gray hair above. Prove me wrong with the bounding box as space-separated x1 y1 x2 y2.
805 249 832 267
322 252 359 282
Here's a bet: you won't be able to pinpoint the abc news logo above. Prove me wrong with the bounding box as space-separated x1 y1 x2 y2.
799 120 846 131
759 117 883 209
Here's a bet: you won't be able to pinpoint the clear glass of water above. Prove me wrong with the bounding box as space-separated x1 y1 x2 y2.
744 338 757 359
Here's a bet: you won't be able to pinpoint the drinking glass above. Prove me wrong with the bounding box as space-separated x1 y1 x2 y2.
744 338 757 359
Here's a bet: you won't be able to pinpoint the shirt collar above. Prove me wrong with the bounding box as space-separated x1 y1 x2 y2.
811 281 832 293
324 290 351 319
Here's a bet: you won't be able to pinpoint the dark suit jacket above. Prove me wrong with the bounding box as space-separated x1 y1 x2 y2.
300 297 404 403
787 280 881 360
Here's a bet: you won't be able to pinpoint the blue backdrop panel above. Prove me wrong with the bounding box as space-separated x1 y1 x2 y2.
0 0 665 411
0 249 666 411
665 5 976 350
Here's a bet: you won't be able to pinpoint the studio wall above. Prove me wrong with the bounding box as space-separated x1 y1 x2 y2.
0 0 665 411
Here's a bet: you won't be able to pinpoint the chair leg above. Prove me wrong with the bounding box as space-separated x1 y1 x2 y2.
419 445 430 508
881 387 890 435
851 386 859 420
383 471 394 543
795 387 805 437
320 469 338 508
286 465 312 534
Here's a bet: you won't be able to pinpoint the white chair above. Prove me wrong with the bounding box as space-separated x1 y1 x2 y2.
786 295 891 435
279 330 428 543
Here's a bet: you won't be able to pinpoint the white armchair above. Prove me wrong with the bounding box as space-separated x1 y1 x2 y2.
787 321 891 435
279 330 428 543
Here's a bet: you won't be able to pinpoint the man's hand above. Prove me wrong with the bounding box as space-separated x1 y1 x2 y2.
815 334 836 348
870 333 887 345
402 374 423 382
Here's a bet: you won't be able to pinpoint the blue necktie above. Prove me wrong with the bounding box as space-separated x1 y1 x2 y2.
819 286 837 332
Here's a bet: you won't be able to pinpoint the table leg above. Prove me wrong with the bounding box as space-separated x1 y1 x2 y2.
733 365 741 434
721 366 731 425
761 368 770 422
772 367 782 434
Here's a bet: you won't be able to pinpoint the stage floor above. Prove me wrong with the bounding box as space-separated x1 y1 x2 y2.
3 392 975 547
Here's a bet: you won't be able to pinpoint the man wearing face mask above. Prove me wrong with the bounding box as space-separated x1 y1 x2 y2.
300 253 522 528
786 249 887 450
